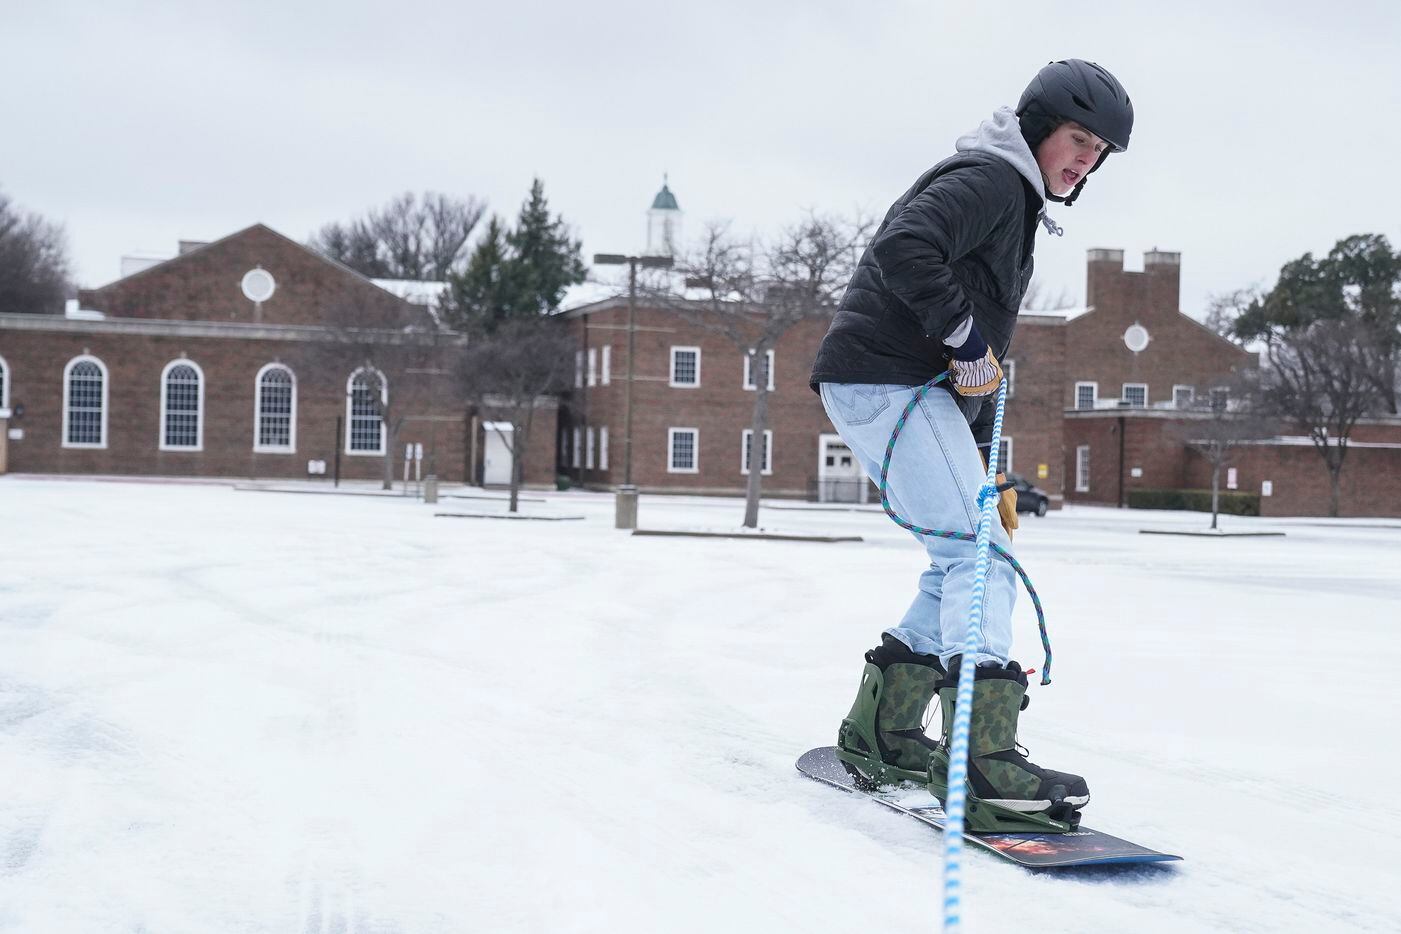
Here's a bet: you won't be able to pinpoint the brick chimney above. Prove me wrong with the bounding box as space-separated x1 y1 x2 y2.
1085 248 1181 320
1085 248 1124 309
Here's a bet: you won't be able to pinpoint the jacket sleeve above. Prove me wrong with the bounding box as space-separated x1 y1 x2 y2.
870 164 1020 343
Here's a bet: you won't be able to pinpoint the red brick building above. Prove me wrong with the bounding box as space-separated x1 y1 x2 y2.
0 224 558 486
558 299 835 497
558 245 1401 516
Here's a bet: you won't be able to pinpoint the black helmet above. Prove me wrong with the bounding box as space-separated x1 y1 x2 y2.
1017 59 1133 152
1017 59 1133 206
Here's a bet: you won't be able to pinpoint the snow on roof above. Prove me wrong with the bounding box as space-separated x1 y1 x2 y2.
370 278 449 306
1021 304 1094 320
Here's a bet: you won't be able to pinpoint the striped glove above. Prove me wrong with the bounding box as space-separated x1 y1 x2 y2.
945 320 1003 397
949 348 1004 397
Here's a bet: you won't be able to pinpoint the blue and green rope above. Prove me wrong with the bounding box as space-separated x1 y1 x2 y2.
874 372 1053 685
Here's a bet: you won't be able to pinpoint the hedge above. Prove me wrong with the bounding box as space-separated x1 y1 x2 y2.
1127 488 1260 516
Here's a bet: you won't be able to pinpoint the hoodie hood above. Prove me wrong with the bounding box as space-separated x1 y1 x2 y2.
955 106 1063 237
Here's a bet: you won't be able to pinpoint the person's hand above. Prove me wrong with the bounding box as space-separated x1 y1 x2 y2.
948 349 1004 397
995 473 1019 538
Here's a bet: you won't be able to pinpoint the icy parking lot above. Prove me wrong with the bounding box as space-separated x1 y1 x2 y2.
2 477 1399 933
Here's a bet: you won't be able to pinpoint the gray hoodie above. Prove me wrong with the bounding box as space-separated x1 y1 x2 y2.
956 106 1062 238
940 106 1062 350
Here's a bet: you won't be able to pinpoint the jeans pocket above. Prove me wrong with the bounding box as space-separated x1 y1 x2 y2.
827 383 891 426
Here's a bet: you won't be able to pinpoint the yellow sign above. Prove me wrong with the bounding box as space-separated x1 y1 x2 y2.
1037 463 1049 479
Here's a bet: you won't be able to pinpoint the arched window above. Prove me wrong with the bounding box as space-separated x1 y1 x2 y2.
254 364 296 452
160 360 204 451
0 354 9 412
346 368 387 455
63 355 108 448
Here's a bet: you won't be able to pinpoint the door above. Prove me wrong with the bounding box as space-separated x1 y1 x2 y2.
817 433 868 503
483 422 513 485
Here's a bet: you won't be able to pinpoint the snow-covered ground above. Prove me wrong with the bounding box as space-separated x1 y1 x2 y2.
2 477 1398 933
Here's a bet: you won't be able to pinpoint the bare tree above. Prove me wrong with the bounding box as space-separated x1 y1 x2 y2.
457 317 575 512
1202 286 1265 346
1019 279 1076 312
1171 368 1276 529
311 192 486 281
1258 317 1382 517
647 211 873 528
0 190 71 314
311 291 443 489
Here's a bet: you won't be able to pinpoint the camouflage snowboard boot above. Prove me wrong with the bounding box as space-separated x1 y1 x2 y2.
834 634 945 788
927 655 1091 832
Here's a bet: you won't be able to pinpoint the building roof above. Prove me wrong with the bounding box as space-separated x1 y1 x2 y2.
651 182 679 212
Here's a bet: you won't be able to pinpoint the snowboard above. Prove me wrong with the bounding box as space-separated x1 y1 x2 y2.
797 746 1182 869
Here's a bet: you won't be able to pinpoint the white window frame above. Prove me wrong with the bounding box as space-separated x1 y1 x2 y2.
0 353 10 413
668 427 699 473
62 354 109 449
586 427 595 469
1121 382 1148 408
1075 445 1091 493
254 363 297 454
742 349 775 391
587 348 597 387
158 359 205 452
1074 381 1098 410
601 345 611 386
572 427 581 469
740 429 773 475
1005 359 1015 398
1173 384 1195 409
1210 386 1231 411
345 368 388 456
599 426 609 470
996 436 1014 475
669 346 701 388
574 350 584 389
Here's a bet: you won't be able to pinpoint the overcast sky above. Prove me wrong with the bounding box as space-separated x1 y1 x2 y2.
5 1 1399 318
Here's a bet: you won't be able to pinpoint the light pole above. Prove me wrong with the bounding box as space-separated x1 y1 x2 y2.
592 252 673 527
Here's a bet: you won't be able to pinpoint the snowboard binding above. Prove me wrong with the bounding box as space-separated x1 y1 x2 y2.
926 757 1083 833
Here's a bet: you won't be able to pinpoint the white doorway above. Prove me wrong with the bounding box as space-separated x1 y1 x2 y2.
483 422 513 485
817 433 869 503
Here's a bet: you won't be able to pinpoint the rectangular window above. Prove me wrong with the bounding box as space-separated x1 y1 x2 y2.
1209 387 1230 411
574 351 584 389
668 427 699 473
1075 445 1091 493
586 427 595 469
743 350 775 391
670 347 701 387
1005 359 1016 398
740 429 773 475
572 427 581 469
587 348 597 387
601 345 611 386
997 437 1013 475
599 426 609 470
1173 385 1195 409
1074 381 1098 410
1122 383 1148 408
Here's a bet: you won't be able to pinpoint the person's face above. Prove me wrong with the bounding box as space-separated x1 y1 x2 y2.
1036 122 1109 197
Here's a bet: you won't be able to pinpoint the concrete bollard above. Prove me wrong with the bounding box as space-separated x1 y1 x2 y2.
615 484 639 530
423 475 439 504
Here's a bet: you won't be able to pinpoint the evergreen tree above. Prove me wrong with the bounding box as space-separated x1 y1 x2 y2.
505 178 586 316
443 216 520 335
442 178 586 335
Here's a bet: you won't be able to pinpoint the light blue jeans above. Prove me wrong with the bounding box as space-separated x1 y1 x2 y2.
819 382 1015 668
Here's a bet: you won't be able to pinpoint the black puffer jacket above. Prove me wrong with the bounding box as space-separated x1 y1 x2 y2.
810 150 1043 447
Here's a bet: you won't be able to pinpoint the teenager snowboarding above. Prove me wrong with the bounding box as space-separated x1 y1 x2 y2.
808 59 1134 828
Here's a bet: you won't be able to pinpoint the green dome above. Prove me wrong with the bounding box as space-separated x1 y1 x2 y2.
651 181 679 211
